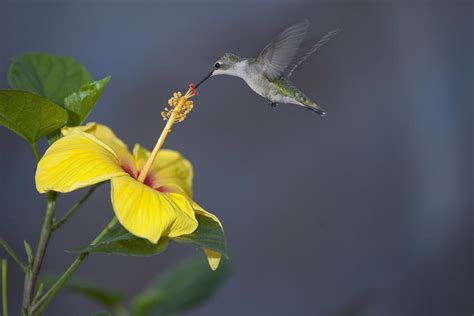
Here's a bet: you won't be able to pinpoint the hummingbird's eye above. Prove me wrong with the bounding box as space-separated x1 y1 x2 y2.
214 62 221 69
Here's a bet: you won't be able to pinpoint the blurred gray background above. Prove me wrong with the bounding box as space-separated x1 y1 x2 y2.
1 1 473 315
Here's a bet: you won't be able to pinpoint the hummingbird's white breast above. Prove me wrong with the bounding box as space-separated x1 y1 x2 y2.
231 60 276 101
216 59 300 105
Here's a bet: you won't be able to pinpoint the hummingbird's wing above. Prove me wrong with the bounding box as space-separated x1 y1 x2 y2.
257 20 309 81
287 28 341 78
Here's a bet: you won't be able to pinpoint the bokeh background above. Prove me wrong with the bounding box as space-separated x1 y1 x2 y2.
1 1 473 315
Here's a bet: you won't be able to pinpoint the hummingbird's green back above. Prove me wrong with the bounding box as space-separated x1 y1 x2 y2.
272 77 315 106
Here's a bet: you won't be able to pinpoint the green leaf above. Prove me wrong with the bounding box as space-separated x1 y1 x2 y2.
41 276 124 309
173 214 227 256
68 226 169 256
66 280 124 308
68 214 226 257
64 76 111 126
23 240 33 267
8 53 92 105
131 256 231 316
0 90 68 143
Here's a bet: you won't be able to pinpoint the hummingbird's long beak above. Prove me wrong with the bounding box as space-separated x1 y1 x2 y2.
194 70 214 89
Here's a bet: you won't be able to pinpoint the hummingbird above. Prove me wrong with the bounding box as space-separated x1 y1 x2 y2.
194 20 340 116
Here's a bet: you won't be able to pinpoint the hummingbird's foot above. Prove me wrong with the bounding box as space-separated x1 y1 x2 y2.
266 99 278 108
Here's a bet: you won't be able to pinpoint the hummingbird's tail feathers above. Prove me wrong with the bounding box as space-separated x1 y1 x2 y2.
303 101 327 117
287 28 341 78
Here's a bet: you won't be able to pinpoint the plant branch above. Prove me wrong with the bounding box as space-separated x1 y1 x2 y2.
0 239 27 273
52 184 101 231
22 192 57 315
32 217 118 315
2 259 7 316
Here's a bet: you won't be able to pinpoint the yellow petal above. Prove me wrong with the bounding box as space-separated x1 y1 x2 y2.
36 133 128 193
111 176 198 243
61 122 98 137
133 145 193 196
63 123 135 175
203 248 222 271
62 123 127 150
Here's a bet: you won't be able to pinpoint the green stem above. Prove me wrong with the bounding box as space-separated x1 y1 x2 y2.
32 217 118 315
22 192 57 315
2 259 7 316
0 239 27 273
31 283 43 307
52 184 101 231
31 143 40 163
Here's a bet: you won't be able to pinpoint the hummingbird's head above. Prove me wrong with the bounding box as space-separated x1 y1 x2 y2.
211 53 243 76
194 53 243 89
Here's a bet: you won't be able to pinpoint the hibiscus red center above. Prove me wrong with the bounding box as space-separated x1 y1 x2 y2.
122 164 168 192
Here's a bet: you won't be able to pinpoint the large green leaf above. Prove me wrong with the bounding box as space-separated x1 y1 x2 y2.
41 276 124 309
64 76 111 126
0 90 68 143
69 214 226 257
131 256 231 316
69 226 169 256
172 214 227 256
61 279 124 308
8 53 92 105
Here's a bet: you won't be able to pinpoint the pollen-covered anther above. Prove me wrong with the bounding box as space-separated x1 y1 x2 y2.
161 87 196 123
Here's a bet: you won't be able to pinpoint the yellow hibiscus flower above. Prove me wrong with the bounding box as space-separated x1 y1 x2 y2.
35 122 223 270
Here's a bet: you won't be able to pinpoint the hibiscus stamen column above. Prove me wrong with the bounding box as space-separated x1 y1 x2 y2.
137 85 197 183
